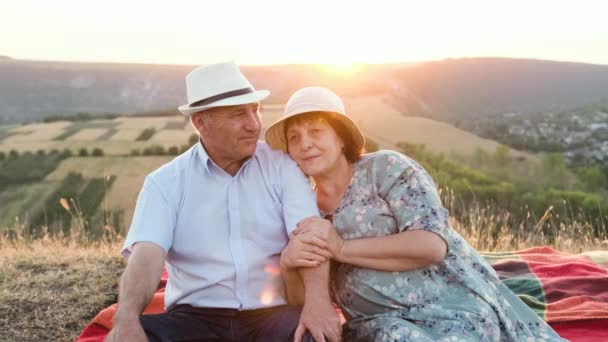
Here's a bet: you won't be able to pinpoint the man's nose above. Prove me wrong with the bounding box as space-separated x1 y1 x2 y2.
243 109 260 131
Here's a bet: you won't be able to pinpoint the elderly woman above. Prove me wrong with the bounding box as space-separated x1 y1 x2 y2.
264 87 565 341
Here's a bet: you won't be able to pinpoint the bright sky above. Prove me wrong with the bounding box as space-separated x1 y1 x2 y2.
1 0 607 66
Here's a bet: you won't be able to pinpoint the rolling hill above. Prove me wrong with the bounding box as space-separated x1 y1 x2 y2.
2 57 608 125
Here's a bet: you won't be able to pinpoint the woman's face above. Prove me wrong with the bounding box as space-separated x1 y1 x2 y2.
286 118 345 177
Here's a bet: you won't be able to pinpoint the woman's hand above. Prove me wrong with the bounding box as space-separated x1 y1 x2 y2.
281 232 332 270
291 217 345 261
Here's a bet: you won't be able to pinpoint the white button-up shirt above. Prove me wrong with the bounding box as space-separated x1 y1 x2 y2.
122 141 318 310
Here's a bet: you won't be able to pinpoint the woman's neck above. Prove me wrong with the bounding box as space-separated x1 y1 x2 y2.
313 157 354 213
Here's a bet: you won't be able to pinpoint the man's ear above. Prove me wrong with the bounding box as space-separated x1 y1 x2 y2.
190 113 206 133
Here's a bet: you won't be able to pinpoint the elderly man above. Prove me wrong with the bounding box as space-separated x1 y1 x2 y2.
106 62 341 342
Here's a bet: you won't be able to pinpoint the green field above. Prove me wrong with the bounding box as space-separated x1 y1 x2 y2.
2 100 604 244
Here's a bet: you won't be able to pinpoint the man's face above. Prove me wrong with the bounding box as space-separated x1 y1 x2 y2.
193 103 261 164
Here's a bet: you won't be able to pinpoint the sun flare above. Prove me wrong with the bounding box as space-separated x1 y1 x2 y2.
321 62 364 76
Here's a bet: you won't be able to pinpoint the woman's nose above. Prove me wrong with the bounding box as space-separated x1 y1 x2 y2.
299 135 313 150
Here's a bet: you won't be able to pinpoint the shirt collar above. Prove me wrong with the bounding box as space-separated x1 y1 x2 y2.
195 139 212 174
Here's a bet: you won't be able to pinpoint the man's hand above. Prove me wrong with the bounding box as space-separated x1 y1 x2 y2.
281 233 332 269
105 315 147 342
294 298 342 342
292 217 344 260
291 217 342 341
105 242 165 342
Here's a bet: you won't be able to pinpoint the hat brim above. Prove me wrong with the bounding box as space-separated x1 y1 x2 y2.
264 111 365 154
178 90 270 116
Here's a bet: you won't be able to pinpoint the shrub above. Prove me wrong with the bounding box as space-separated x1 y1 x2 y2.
188 133 199 145
142 145 166 156
168 146 179 155
91 148 104 157
136 128 156 141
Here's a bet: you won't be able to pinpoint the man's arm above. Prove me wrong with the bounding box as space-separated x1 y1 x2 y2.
280 264 305 305
106 242 166 342
293 261 341 342
280 234 331 305
276 156 340 341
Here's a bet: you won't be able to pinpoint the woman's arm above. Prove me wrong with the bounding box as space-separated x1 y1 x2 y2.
294 217 447 272
332 151 449 272
336 229 446 271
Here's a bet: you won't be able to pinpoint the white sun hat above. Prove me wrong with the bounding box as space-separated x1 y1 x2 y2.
264 86 365 152
178 61 270 116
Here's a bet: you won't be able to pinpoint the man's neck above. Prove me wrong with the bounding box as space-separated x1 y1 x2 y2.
215 158 247 176
200 141 248 176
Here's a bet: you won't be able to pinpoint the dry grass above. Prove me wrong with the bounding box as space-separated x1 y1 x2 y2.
0 237 124 342
1 200 605 342
439 187 608 253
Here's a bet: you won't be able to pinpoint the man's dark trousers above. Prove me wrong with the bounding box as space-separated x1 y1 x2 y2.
140 304 316 342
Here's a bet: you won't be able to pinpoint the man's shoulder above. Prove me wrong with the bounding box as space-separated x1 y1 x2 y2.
255 141 295 166
147 145 196 183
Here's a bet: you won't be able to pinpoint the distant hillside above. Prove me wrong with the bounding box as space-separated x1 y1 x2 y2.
391 58 608 121
1 57 608 124
0 60 387 124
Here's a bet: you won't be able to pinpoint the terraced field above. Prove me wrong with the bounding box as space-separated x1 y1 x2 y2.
0 98 534 233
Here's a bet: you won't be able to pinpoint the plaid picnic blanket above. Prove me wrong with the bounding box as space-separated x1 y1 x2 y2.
482 247 608 341
76 247 608 341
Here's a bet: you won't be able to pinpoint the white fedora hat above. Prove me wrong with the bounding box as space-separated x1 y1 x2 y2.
178 61 270 116
264 86 365 152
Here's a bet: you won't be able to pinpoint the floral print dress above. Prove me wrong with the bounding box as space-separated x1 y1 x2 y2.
323 151 565 342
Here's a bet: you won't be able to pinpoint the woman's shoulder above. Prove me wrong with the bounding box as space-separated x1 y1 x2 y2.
359 149 418 171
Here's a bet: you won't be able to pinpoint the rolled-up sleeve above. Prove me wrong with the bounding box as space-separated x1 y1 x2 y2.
121 176 176 258
279 156 320 234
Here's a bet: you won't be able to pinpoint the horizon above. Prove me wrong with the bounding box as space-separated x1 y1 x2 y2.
3 55 608 68
2 0 607 66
